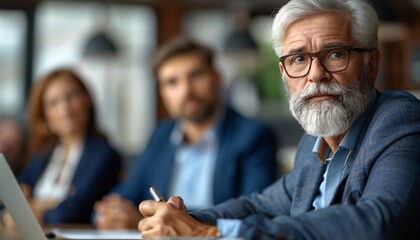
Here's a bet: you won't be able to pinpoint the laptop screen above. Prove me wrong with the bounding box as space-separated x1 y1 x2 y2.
0 153 47 240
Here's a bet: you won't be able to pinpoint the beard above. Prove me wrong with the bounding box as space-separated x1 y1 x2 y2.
286 69 371 137
178 95 218 123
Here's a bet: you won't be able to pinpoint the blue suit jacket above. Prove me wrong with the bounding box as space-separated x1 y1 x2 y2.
192 90 420 239
116 107 278 207
18 134 122 223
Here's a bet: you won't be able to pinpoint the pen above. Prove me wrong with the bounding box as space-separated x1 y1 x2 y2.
149 186 165 202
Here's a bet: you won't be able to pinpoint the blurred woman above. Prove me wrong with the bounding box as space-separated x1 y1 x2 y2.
3 68 122 226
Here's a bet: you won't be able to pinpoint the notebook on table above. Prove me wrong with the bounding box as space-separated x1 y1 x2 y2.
0 153 141 240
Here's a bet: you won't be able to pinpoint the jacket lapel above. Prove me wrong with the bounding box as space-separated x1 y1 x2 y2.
212 107 233 204
330 151 356 204
293 153 326 213
70 136 92 186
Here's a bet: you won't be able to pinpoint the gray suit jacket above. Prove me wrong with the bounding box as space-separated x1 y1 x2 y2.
191 90 420 240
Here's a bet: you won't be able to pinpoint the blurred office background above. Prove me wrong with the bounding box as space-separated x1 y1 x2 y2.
1 0 420 173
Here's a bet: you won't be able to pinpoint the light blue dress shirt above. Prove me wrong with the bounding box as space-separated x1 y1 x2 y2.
168 124 218 210
218 90 378 237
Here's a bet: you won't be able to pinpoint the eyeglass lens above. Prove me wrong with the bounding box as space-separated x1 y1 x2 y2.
283 48 349 78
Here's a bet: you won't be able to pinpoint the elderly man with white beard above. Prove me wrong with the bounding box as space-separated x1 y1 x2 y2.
137 0 420 239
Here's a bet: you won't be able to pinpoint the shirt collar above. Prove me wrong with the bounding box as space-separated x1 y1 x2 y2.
313 89 378 161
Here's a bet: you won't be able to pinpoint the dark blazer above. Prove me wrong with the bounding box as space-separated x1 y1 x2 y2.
116 107 278 207
18 134 122 224
192 90 420 239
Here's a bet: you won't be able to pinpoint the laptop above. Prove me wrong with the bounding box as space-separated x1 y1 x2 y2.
0 154 141 240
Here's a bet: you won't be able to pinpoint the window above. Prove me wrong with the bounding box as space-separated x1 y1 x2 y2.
34 1 157 158
0 10 26 115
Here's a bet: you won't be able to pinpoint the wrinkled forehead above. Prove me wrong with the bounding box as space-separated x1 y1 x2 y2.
283 13 353 53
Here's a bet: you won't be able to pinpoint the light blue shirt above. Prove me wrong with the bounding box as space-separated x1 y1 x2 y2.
217 90 378 237
168 124 218 210
311 138 352 209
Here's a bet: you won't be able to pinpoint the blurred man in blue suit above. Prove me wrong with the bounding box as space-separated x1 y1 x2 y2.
138 0 420 239
94 37 279 229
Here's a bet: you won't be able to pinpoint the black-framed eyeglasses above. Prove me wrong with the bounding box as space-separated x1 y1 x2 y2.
279 46 372 78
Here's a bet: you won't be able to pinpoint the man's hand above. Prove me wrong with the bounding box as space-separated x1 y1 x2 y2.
138 196 219 237
94 194 142 229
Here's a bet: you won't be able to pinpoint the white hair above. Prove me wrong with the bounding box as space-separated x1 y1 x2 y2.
271 0 379 57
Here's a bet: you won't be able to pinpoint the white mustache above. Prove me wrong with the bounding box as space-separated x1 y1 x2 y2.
300 82 349 100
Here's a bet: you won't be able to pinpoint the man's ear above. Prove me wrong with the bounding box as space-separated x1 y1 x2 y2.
279 62 285 75
368 49 380 88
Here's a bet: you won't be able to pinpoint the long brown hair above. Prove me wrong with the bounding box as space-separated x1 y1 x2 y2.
28 68 101 156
